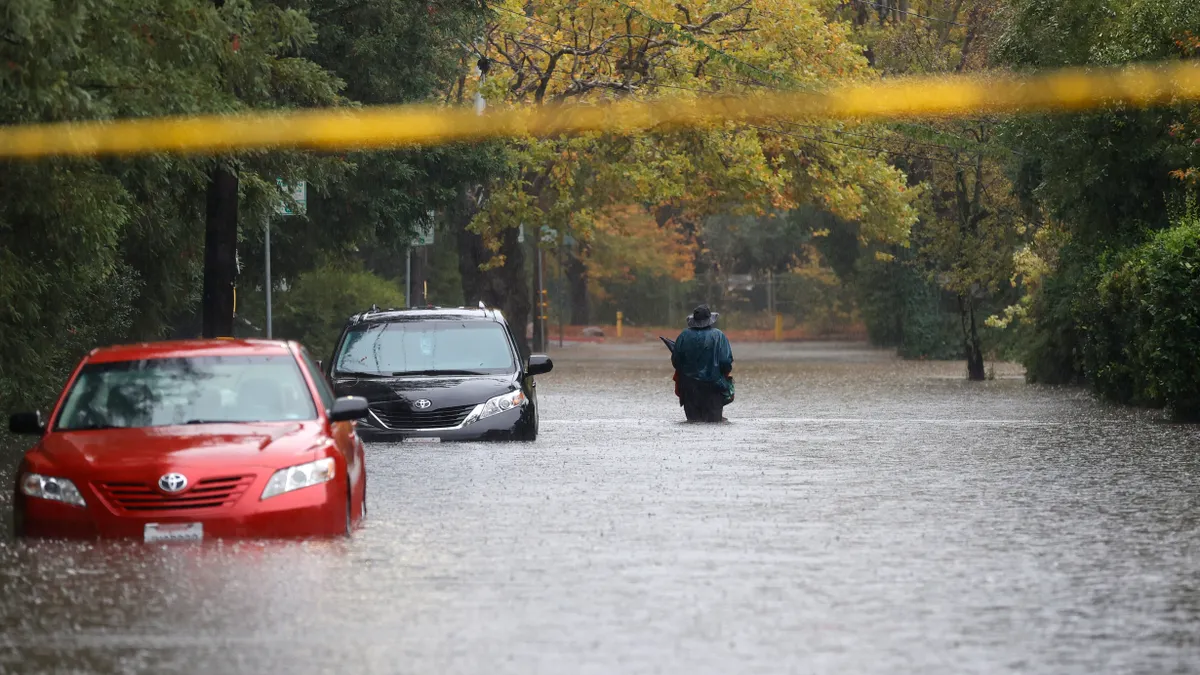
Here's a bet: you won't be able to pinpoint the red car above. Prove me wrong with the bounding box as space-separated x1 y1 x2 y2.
6 339 369 541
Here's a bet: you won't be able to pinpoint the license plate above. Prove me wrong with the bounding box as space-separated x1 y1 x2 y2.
403 437 441 444
144 522 203 543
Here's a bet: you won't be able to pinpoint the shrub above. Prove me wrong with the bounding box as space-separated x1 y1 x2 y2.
1088 216 1200 420
273 266 406 362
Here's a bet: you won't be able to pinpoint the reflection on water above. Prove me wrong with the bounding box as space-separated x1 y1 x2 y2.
1 342 1199 674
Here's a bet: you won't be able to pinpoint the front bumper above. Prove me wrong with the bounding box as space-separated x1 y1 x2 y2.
357 405 533 442
15 477 349 540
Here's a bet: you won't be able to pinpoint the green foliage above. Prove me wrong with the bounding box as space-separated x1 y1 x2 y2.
0 0 348 408
854 249 961 360
1082 214 1200 420
273 265 407 362
0 0 493 410
996 0 1200 396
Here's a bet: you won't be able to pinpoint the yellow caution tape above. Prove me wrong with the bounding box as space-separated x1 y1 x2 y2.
1 61 1198 158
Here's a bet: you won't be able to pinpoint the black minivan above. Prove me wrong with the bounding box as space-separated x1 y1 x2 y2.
323 305 553 442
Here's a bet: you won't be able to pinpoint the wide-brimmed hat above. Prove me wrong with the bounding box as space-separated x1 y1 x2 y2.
687 304 719 328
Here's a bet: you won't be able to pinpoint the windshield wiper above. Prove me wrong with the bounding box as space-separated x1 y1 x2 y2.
184 419 242 425
392 369 486 376
336 370 390 378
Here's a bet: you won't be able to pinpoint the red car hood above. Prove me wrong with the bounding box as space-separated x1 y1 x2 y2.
39 422 324 472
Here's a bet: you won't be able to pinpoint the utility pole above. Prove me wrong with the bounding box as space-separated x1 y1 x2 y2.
202 166 238 338
405 249 412 308
538 246 547 351
418 245 429 305
264 213 272 338
532 242 548 352
557 244 564 348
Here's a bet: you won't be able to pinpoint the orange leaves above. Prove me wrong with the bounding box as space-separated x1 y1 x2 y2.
1175 31 1200 56
1169 168 1199 185
586 204 696 289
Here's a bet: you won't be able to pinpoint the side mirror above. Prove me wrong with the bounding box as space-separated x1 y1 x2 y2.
527 354 554 376
316 360 324 373
9 411 45 435
329 396 369 423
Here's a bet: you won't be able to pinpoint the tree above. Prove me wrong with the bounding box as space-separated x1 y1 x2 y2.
0 0 346 404
461 0 918 351
911 123 1024 379
828 0 1027 377
585 204 695 302
994 0 1200 388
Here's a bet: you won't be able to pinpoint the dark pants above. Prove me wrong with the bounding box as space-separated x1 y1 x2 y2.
678 374 726 423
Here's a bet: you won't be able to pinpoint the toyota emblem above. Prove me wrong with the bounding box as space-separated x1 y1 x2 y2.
158 473 188 493
414 399 433 409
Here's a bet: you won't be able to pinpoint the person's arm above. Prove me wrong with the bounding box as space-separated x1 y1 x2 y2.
670 332 684 370
717 332 733 376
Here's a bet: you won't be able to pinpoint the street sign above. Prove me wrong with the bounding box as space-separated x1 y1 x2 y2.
411 210 435 246
275 179 306 216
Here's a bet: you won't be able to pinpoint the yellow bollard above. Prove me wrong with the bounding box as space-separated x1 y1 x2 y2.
616 311 623 338
774 313 783 342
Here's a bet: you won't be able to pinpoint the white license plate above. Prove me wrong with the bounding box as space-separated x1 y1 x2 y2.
144 522 203 543
403 437 441 444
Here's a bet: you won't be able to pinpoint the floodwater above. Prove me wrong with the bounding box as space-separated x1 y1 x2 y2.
2 341 1199 674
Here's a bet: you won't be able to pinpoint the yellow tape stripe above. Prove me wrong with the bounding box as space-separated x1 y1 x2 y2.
1 61 1198 158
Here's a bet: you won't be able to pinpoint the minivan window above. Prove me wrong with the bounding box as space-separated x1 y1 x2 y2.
335 321 516 376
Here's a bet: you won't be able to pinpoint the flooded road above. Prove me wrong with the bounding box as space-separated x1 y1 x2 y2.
2 341 1199 674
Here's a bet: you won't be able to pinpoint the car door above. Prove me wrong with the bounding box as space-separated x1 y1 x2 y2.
505 322 539 427
298 347 363 489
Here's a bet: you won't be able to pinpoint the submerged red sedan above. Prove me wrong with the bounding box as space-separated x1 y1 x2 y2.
7 339 369 541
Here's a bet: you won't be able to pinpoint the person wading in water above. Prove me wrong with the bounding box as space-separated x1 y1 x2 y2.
671 304 734 423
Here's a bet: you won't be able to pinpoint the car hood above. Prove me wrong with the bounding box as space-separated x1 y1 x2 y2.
38 422 324 472
332 374 517 408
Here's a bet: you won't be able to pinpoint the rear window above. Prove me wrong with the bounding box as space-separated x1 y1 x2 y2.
55 355 317 431
334 320 516 376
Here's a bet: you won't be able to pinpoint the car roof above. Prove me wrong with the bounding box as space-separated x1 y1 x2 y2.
348 306 507 325
86 339 296 364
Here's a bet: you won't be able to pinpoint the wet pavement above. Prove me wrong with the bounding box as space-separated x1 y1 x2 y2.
2 341 1200 674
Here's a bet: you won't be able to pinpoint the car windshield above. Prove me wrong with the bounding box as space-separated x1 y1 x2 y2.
335 320 516 376
55 355 317 431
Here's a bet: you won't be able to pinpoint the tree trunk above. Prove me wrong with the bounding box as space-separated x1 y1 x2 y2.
450 184 531 359
202 166 238 338
498 226 531 359
453 185 487 306
955 5 983 73
564 248 590 325
959 294 986 381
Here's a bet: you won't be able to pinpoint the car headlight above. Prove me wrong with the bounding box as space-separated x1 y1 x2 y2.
261 458 336 500
465 390 527 425
21 473 86 508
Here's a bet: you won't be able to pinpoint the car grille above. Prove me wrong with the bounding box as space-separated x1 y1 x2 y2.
97 475 254 513
370 403 477 429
